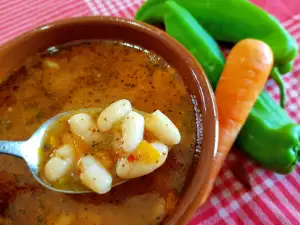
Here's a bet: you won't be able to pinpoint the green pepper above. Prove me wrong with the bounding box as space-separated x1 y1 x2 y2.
237 91 300 173
277 60 294 74
136 0 298 65
164 0 225 89
163 1 299 173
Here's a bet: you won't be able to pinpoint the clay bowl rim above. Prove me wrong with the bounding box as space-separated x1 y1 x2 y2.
0 16 219 225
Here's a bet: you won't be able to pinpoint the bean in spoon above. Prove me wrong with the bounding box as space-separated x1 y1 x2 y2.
0 108 125 194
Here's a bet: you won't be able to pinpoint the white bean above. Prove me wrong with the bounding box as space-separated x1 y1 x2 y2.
116 141 168 179
145 110 181 145
55 144 74 159
44 145 74 182
79 155 112 194
68 113 103 145
121 111 144 153
97 99 132 132
151 141 169 155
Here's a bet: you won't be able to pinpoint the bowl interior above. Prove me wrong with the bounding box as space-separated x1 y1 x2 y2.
0 16 218 224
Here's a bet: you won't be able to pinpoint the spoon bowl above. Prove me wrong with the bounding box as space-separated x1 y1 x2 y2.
0 108 125 194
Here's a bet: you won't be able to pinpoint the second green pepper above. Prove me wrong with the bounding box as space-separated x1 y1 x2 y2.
164 0 225 89
136 0 298 67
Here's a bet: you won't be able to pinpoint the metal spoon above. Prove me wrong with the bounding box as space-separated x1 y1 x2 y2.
0 109 125 194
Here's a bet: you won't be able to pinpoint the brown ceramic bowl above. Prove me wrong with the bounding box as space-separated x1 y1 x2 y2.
0 16 218 224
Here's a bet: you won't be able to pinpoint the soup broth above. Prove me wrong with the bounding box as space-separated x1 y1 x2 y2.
0 41 198 225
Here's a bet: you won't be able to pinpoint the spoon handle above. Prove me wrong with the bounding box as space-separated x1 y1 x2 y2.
0 141 24 158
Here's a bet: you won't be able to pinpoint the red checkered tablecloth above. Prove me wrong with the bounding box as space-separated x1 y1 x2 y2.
0 0 299 224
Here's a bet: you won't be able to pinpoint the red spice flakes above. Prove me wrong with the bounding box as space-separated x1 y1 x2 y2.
127 154 136 162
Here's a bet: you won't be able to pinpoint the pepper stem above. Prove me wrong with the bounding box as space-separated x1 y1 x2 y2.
270 67 286 108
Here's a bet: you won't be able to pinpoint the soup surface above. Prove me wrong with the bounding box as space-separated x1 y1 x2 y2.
0 41 198 225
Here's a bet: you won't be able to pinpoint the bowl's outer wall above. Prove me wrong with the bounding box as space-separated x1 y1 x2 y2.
0 16 218 225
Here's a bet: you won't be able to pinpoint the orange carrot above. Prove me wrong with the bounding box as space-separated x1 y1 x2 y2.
201 39 273 203
217 39 273 157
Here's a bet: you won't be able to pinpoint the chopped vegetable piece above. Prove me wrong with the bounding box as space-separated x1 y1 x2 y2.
49 136 60 148
127 154 136 162
135 140 161 164
116 141 168 179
